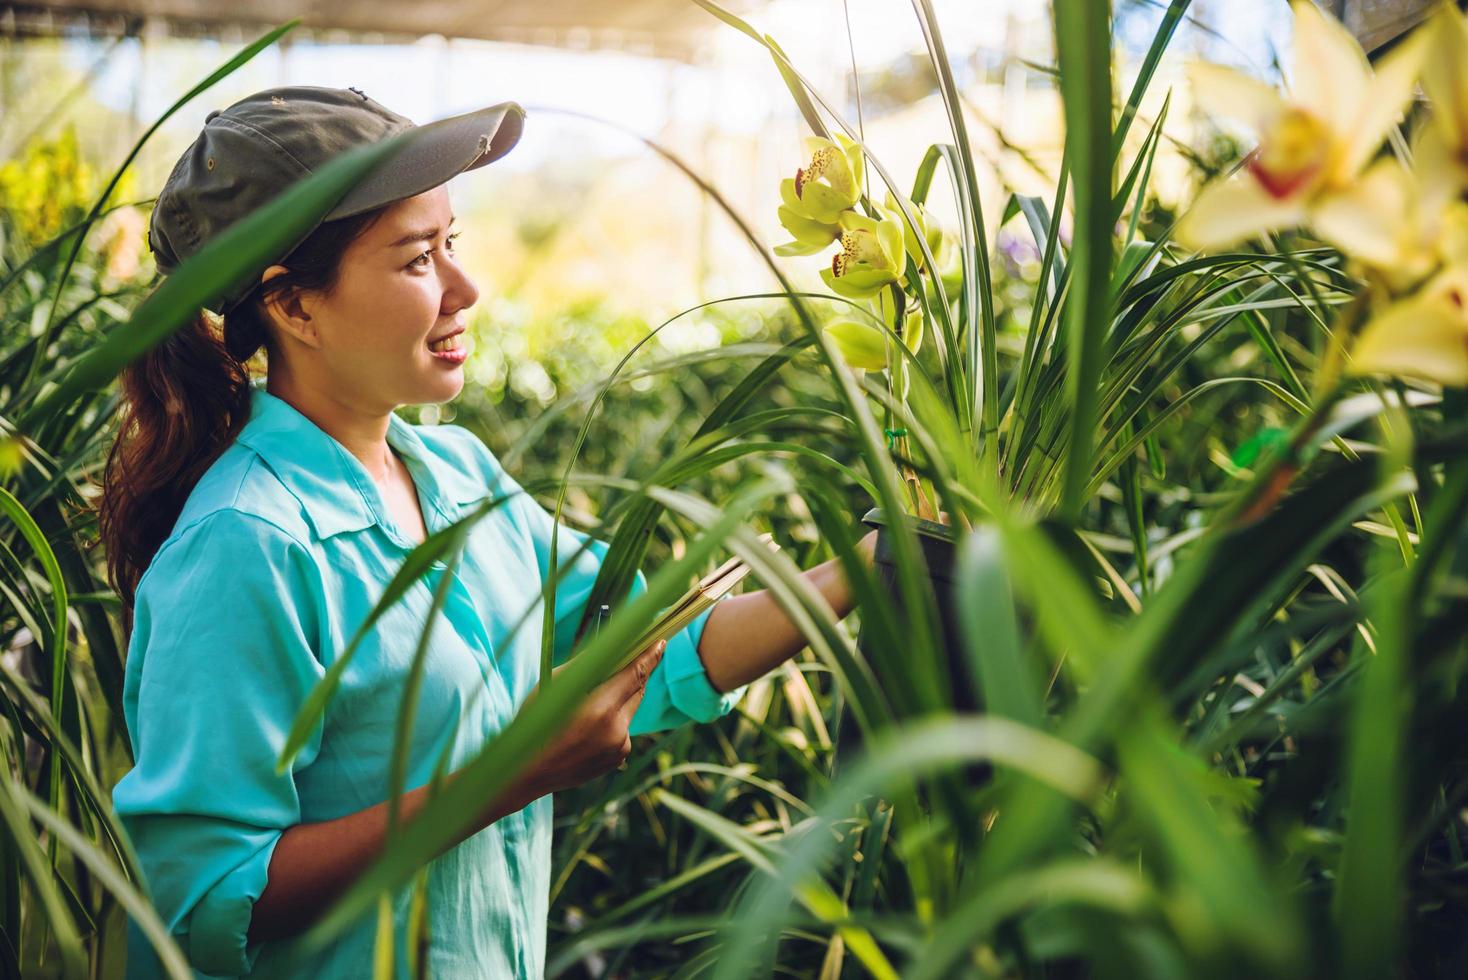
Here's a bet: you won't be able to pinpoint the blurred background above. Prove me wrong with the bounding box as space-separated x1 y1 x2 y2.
2 0 1297 447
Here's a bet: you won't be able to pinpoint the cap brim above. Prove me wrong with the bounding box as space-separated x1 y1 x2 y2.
324 100 525 221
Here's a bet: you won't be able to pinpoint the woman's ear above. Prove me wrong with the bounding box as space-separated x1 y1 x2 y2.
259 265 320 349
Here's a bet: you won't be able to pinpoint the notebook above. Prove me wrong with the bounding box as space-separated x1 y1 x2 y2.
584 532 779 673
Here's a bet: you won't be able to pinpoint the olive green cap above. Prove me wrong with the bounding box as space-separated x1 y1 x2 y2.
147 85 525 315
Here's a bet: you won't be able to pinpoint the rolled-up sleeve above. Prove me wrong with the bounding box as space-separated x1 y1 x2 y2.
112 510 326 977
623 570 745 736
460 429 746 735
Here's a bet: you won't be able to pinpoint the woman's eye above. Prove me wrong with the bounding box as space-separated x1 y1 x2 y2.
408 233 459 270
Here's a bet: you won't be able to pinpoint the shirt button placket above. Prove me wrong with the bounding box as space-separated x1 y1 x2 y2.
423 561 516 724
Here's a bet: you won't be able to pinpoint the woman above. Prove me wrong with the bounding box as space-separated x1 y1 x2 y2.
100 86 877 978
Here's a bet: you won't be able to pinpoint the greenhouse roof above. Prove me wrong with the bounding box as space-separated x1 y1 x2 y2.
2 0 764 62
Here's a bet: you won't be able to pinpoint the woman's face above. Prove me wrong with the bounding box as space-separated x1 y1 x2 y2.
282 184 481 413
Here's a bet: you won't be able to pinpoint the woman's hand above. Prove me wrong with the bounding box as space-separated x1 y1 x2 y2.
248 638 667 944
522 639 667 796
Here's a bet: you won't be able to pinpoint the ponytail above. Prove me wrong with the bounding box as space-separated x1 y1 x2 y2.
98 309 259 633
95 204 388 635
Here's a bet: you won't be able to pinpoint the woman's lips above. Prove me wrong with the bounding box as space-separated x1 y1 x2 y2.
427 329 468 364
429 343 468 364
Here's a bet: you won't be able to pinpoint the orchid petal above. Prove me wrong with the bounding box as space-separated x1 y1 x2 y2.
1290 0 1371 138
875 210 906 266
885 190 932 268
1309 160 1413 270
834 132 866 198
800 183 855 224
1338 26 1429 179
779 178 805 213
825 319 887 371
1177 174 1308 251
1187 61 1285 130
1350 274 1468 385
838 210 878 234
777 205 840 246
1423 5 1468 157
775 239 834 257
821 265 890 299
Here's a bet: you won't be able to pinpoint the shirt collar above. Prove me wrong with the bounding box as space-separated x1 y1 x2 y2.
236 382 486 541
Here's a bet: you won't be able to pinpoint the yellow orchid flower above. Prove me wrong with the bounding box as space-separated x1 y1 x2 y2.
774 133 865 256
1311 151 1468 292
882 190 964 297
823 291 925 373
1350 265 1468 385
1420 4 1468 192
793 133 865 223
824 319 888 371
775 177 843 256
819 205 906 300
1177 0 1426 251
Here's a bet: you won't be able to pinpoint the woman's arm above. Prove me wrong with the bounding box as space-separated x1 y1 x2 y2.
696 530 878 694
246 765 541 943
246 639 668 943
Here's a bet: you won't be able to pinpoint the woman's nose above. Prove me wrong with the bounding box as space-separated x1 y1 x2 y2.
444 260 480 314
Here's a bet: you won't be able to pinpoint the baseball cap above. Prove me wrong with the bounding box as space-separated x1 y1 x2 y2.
147 85 525 315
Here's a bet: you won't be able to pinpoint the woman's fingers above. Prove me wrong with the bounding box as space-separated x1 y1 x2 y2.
613 639 666 709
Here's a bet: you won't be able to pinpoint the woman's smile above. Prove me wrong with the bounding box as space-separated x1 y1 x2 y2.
427 327 469 364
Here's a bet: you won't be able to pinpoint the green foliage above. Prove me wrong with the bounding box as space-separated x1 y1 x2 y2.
1 3 1466 979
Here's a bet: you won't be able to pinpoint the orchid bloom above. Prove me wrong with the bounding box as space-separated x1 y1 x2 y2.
1420 4 1468 192
819 205 906 300
824 287 925 373
774 133 865 256
1312 152 1467 292
884 190 964 297
1350 263 1468 385
1349 201 1468 385
824 319 889 371
775 180 842 256
1177 0 1425 251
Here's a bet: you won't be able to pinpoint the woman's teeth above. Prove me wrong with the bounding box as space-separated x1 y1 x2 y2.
428 334 461 353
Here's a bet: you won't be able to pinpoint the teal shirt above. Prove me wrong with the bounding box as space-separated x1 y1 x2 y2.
112 383 745 978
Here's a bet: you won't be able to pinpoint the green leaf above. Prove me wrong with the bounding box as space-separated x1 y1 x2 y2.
709 717 1105 980
954 526 1043 726
1053 0 1115 519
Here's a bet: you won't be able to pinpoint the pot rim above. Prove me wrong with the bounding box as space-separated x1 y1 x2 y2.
860 506 957 543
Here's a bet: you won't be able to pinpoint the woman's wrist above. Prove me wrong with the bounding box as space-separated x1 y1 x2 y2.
465 764 548 826
831 530 880 619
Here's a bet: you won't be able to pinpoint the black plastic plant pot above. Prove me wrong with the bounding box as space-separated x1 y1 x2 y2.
835 505 995 797
838 505 982 744
856 504 970 691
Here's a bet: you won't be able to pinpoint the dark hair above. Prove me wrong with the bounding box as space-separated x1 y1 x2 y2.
97 206 387 634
